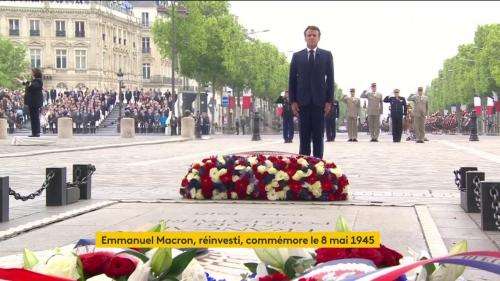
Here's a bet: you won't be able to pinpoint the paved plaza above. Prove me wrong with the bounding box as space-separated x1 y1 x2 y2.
0 132 499 280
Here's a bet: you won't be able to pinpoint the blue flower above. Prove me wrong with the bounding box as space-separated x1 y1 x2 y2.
263 174 275 185
213 182 226 192
199 166 207 177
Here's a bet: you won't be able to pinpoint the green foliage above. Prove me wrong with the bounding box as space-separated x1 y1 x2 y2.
151 1 289 99
427 24 499 112
0 36 29 88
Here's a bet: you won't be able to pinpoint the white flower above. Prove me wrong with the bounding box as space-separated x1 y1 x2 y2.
275 171 289 182
276 191 287 200
248 156 258 166
127 260 151 281
264 160 273 167
267 167 278 174
297 158 309 167
218 168 228 178
292 169 312 181
42 253 80 280
209 168 220 182
189 189 197 198
186 173 194 181
235 165 246 171
247 184 254 195
87 274 114 281
306 181 322 198
315 162 325 175
194 190 204 199
231 192 238 199
267 189 278 201
330 167 342 178
232 175 240 182
217 155 226 165
257 165 267 174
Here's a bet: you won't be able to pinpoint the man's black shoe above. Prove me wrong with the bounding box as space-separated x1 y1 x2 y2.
28 134 40 137
416 140 424 143
347 139 352 142
353 139 358 142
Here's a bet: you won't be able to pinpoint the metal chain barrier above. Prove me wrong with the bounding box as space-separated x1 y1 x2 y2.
67 165 96 188
453 170 463 191
489 188 500 231
472 176 482 211
8 171 56 201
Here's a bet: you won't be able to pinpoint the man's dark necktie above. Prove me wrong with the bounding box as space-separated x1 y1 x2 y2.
308 50 315 67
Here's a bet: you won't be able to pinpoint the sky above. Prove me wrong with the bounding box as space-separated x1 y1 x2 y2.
229 1 500 97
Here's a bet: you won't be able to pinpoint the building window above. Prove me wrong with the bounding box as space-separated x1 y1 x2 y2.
113 36 116 43
75 50 87 70
75 21 85 37
142 37 150 53
55 20 66 37
102 33 106 41
142 63 150 79
119 37 121 44
56 49 67 69
9 19 20 36
30 20 40 36
124 39 127 46
30 49 42 68
141 12 149 27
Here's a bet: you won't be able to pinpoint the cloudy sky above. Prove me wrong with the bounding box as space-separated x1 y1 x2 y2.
229 1 499 97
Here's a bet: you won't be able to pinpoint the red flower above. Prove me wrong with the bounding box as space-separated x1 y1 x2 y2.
298 278 318 281
320 179 333 192
200 176 214 198
181 177 189 187
220 172 232 185
235 178 249 199
79 252 114 278
258 272 290 281
379 245 403 267
350 248 384 267
315 248 350 264
284 167 297 178
192 163 201 170
306 174 318 185
289 180 302 194
104 255 137 279
338 175 349 187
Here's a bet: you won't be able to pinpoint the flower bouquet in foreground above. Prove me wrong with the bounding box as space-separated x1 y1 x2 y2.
242 217 499 281
180 153 349 201
0 221 213 281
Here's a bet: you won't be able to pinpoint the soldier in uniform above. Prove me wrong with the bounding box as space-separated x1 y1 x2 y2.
360 82 383 142
276 91 294 143
342 88 361 142
408 87 428 143
383 89 407 142
325 99 340 141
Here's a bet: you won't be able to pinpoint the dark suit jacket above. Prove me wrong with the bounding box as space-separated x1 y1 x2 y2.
24 78 44 108
288 48 334 106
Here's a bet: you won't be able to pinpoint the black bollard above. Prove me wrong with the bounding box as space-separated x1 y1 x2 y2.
455 167 477 211
1 177 8 222
469 111 479 141
46 167 67 206
480 181 500 231
252 112 261 141
195 117 202 139
73 164 92 200
463 171 485 213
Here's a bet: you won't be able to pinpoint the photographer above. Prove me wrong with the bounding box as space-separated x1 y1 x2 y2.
17 68 44 137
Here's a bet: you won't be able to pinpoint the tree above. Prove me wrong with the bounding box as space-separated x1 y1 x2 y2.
0 36 29 88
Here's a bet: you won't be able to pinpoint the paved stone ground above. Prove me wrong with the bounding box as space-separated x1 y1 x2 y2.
0 132 499 280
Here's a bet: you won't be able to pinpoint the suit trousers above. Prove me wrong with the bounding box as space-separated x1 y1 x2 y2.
347 117 358 140
391 115 403 142
282 116 294 141
299 104 325 159
368 115 381 140
325 117 336 141
29 106 41 136
413 115 426 141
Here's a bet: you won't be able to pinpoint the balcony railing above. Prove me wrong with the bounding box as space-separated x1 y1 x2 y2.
30 30 40 36
56 30 66 37
75 31 85 38
9 29 19 36
142 48 151 54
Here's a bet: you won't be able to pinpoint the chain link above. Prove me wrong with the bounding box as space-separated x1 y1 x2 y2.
453 170 464 191
67 165 96 188
489 188 500 231
8 171 56 201
472 176 482 211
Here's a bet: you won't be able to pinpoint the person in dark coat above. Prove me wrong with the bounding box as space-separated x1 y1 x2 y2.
325 99 340 141
276 91 294 143
384 89 407 142
18 68 44 137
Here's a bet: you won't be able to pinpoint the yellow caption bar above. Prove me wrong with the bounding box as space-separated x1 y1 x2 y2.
96 231 380 248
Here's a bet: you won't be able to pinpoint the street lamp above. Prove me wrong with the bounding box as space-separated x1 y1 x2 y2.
116 68 124 133
169 1 188 118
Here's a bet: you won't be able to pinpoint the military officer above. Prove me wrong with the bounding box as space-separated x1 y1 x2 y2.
383 89 407 142
342 88 361 142
408 87 428 143
360 82 383 142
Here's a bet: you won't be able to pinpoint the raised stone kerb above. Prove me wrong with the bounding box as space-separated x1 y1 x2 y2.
57 117 73 139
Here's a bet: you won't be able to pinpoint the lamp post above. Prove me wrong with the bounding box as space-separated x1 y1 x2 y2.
116 68 124 133
169 1 188 118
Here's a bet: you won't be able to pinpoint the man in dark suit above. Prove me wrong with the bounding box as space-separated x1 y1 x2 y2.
19 68 44 137
288 26 334 159
325 99 340 142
